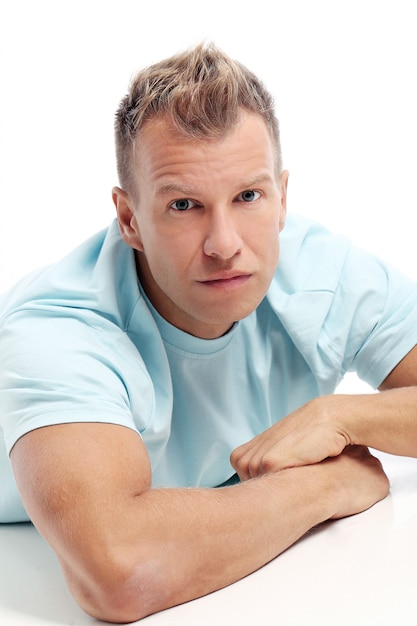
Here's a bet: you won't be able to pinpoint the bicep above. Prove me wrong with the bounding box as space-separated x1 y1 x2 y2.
10 422 151 564
379 344 417 390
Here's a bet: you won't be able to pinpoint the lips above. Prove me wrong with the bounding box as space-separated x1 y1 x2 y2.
199 271 251 283
197 272 252 289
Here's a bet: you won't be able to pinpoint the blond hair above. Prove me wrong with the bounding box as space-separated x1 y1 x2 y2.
115 43 282 193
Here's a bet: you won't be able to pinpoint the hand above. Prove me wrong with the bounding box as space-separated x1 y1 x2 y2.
230 396 351 480
323 445 389 519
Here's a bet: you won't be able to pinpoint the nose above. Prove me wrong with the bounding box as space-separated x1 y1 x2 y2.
203 209 243 260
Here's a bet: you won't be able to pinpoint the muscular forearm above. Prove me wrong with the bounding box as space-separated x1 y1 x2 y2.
11 424 388 623
67 450 386 622
70 467 331 621
231 386 417 481
338 386 417 457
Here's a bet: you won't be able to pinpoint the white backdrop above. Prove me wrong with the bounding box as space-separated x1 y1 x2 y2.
1 0 416 390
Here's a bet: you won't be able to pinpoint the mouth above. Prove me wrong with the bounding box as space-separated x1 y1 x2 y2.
198 272 252 289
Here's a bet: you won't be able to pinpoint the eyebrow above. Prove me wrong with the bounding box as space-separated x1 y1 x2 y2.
240 173 275 188
156 182 200 197
155 173 275 197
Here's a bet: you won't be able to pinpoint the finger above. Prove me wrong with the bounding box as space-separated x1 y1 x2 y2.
230 449 251 481
233 449 266 481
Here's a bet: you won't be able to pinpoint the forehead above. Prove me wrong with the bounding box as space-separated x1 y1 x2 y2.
133 111 278 189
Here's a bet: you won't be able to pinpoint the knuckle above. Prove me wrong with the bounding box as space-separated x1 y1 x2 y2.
247 457 260 478
230 452 244 470
229 449 238 465
260 455 277 474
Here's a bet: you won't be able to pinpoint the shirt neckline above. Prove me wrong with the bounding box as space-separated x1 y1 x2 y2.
138 280 238 355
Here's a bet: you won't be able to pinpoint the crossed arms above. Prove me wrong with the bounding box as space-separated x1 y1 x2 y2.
10 345 417 623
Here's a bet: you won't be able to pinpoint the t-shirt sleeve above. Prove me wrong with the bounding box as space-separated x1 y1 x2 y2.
0 308 155 455
274 215 417 391
338 247 417 387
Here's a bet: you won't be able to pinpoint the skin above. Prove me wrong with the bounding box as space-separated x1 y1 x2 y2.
11 429 388 623
231 346 417 479
113 112 287 339
10 110 416 623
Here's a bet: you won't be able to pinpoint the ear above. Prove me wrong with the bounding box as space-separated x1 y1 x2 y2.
112 186 144 251
278 170 289 232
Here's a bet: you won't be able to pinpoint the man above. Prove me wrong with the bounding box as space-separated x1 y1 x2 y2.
0 43 416 622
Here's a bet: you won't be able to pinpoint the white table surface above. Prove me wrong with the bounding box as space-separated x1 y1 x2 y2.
1 451 417 626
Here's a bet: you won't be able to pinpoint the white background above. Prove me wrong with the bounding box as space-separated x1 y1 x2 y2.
1 0 416 390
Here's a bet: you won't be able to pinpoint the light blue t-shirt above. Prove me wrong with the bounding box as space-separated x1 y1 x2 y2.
1 214 417 522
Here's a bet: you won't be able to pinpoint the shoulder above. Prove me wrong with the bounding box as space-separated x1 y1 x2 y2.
0 221 139 331
267 213 417 389
275 212 352 294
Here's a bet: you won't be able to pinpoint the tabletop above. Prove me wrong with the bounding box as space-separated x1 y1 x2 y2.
1 450 417 626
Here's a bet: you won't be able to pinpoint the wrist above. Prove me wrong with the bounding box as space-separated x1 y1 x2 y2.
257 463 338 524
313 394 355 445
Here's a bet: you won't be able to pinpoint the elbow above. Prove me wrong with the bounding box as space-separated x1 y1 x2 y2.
64 551 172 623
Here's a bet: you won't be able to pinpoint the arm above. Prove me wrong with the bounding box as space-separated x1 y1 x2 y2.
10 423 388 623
231 345 417 480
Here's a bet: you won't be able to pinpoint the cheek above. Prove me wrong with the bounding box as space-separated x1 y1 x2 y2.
144 238 189 281
266 239 280 272
256 217 281 254
259 226 281 277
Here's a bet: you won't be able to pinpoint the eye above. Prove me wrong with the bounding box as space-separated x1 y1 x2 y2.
237 190 261 203
169 198 197 211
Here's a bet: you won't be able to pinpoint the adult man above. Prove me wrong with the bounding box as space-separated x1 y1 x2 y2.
1 43 416 622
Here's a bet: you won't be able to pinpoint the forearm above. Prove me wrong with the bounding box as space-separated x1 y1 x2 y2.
71 466 336 622
11 424 387 623
338 386 417 457
231 384 417 481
